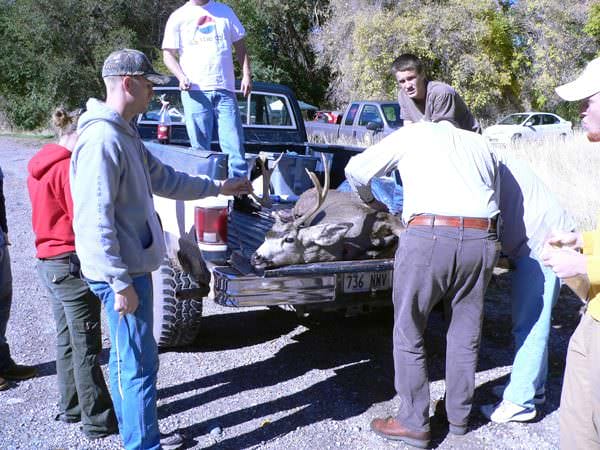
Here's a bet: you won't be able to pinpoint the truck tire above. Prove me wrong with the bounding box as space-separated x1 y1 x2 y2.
152 258 206 348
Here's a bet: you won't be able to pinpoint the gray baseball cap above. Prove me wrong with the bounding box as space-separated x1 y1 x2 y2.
102 48 170 85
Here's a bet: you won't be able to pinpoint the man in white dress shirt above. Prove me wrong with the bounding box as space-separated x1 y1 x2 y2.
345 121 500 448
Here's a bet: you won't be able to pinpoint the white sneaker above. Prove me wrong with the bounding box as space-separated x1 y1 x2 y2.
491 384 546 405
160 431 184 450
481 399 537 423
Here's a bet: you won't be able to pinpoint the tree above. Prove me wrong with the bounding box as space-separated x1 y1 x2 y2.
311 0 598 122
0 0 180 129
585 0 600 43
311 0 520 120
512 0 596 117
0 0 332 129
227 0 331 106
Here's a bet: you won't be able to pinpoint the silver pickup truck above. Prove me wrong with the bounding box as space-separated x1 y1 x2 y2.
140 80 397 348
305 100 403 144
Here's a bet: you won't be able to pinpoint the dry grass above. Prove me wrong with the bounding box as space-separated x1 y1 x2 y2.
509 133 600 230
308 129 599 231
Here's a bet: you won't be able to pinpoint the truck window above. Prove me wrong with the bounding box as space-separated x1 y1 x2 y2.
138 87 296 130
357 104 383 126
139 88 185 124
236 93 249 125
247 93 293 127
344 103 360 126
381 104 402 128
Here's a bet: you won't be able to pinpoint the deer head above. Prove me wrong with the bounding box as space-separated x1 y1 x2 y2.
250 154 402 270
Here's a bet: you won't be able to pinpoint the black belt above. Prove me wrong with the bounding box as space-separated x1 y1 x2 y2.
39 253 74 262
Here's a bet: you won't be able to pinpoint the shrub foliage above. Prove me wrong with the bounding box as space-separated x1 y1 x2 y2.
0 0 598 129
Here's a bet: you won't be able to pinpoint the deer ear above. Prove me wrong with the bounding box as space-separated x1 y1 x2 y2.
306 223 352 247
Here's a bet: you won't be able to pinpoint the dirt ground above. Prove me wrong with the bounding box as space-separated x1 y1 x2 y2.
0 135 582 449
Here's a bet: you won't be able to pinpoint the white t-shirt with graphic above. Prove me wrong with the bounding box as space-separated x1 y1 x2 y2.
162 1 245 92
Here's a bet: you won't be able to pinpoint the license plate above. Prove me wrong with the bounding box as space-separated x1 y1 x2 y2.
342 271 393 293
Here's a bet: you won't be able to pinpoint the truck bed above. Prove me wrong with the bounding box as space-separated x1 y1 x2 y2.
213 204 395 313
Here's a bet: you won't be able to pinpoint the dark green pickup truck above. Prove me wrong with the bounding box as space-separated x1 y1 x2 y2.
140 78 396 348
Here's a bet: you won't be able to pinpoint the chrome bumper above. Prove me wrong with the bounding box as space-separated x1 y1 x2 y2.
213 259 394 308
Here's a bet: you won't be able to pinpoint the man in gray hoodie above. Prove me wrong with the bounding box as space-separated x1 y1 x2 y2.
70 48 251 450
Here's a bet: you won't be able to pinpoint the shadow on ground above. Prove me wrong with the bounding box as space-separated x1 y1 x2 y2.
157 270 581 448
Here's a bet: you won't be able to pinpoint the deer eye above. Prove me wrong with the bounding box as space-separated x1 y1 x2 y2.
283 237 295 244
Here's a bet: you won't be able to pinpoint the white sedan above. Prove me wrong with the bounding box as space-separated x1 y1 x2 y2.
483 112 573 145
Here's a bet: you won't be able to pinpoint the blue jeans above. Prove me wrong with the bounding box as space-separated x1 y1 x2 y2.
181 89 247 178
503 255 560 409
87 275 160 450
0 236 14 371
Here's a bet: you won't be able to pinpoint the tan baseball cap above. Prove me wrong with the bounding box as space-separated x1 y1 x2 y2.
556 57 600 101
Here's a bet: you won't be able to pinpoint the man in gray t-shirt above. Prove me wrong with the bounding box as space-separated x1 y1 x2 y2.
391 53 481 133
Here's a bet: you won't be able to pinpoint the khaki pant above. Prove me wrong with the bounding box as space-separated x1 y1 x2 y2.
560 313 600 449
37 258 116 437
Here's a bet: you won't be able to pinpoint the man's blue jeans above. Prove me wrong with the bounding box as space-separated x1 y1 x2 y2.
87 275 160 450
181 89 247 178
503 255 560 409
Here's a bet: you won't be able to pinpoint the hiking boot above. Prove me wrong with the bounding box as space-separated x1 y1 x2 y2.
0 376 9 391
481 399 536 423
491 384 546 405
370 416 431 448
160 431 184 450
82 427 119 440
54 413 81 424
0 364 37 380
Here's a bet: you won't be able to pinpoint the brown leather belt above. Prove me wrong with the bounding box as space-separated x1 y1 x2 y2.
408 214 497 232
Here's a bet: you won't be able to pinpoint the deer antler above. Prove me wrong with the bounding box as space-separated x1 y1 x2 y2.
294 153 330 227
249 153 285 208
159 94 169 107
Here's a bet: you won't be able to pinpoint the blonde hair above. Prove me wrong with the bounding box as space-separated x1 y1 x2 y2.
52 107 82 137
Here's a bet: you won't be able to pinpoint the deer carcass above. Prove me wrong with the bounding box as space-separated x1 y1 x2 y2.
250 158 404 269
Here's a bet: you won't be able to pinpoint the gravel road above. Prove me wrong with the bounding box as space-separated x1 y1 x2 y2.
0 136 582 449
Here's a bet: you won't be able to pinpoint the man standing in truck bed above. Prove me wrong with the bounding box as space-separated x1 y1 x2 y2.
345 121 499 448
162 0 252 183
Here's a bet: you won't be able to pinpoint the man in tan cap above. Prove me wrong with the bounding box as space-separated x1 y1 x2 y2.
542 56 600 449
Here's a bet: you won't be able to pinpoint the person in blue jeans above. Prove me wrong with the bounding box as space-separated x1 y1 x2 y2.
162 0 252 181
480 152 576 423
0 165 37 390
70 49 252 450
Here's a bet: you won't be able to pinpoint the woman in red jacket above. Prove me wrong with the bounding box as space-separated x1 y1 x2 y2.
27 107 117 439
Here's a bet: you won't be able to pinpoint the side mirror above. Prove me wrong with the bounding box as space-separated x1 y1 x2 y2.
366 121 383 132
525 120 534 127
